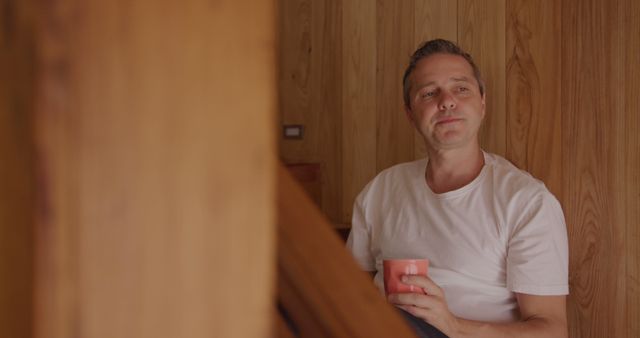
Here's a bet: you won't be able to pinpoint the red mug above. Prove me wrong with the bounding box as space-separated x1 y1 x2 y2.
383 259 429 295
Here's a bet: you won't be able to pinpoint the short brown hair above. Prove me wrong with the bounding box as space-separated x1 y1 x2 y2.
402 39 484 107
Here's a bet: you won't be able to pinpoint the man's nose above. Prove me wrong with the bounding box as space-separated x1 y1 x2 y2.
438 92 456 110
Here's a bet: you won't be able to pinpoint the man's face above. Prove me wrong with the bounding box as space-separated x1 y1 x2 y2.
405 53 485 152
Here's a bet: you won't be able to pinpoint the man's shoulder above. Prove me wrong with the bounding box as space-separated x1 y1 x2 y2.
358 158 426 199
483 152 550 196
376 158 426 180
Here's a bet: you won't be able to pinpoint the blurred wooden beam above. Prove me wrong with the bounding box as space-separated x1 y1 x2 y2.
0 1 36 337
18 1 278 337
277 164 416 337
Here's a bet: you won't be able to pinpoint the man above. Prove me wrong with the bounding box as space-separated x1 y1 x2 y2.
347 39 569 337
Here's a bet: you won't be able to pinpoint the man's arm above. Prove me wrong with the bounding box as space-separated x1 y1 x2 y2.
388 275 568 338
454 293 567 338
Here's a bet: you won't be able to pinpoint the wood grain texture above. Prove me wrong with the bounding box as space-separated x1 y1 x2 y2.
278 0 343 223
342 0 376 222
312 0 343 223
562 0 627 336
0 1 35 337
413 0 457 160
458 0 507 157
33 1 276 338
278 0 312 161
375 0 415 172
505 0 562 198
277 164 417 337
621 0 640 336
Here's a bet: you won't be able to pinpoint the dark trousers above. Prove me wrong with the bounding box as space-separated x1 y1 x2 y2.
397 308 449 338
277 303 448 337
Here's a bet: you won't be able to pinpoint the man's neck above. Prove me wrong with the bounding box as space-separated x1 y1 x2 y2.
425 145 485 194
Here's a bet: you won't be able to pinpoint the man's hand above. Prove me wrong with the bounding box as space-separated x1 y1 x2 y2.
387 275 568 338
387 275 460 337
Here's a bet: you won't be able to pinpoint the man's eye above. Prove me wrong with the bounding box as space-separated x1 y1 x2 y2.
421 91 436 98
458 87 469 92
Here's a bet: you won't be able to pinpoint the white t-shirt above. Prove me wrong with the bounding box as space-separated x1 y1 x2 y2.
346 152 569 323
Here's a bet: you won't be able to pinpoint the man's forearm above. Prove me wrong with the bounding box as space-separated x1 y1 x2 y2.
453 316 568 338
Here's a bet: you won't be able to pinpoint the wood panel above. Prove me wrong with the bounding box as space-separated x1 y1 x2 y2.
278 0 343 223
505 0 562 197
342 0 376 222
561 0 627 337
621 0 640 336
0 1 35 337
33 1 276 338
278 0 312 161
413 0 458 159
375 0 415 172
312 0 343 223
458 0 507 157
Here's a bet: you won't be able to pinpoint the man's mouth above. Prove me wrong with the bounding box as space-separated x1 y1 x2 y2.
436 117 462 125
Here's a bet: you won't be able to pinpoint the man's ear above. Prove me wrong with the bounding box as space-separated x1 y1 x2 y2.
405 105 416 128
480 93 486 119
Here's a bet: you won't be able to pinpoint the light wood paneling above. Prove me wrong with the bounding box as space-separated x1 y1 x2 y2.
278 0 343 223
33 1 276 338
0 1 35 337
505 0 562 197
413 0 458 160
458 0 507 156
414 0 458 43
278 0 312 161
375 0 415 171
342 0 376 222
312 0 343 223
562 0 627 337
621 0 640 336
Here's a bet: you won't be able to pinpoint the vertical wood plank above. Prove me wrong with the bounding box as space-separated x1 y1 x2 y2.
505 0 562 197
0 1 35 337
278 0 312 162
621 0 640 336
414 0 458 43
342 0 376 222
562 0 627 337
32 0 79 335
33 1 276 338
278 0 342 223
312 0 343 223
413 0 457 159
458 0 507 157
376 0 415 171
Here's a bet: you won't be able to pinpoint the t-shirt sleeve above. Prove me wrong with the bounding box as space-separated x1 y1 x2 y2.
346 193 376 272
506 191 569 295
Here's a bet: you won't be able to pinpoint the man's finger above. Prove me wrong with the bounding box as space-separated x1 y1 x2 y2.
388 292 438 310
402 275 443 297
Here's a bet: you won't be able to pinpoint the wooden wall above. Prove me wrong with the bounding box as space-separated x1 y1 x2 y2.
278 0 640 337
278 0 511 224
0 1 35 337
1 1 277 338
562 1 640 337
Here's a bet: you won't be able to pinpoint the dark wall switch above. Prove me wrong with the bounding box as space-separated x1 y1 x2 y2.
283 125 304 139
